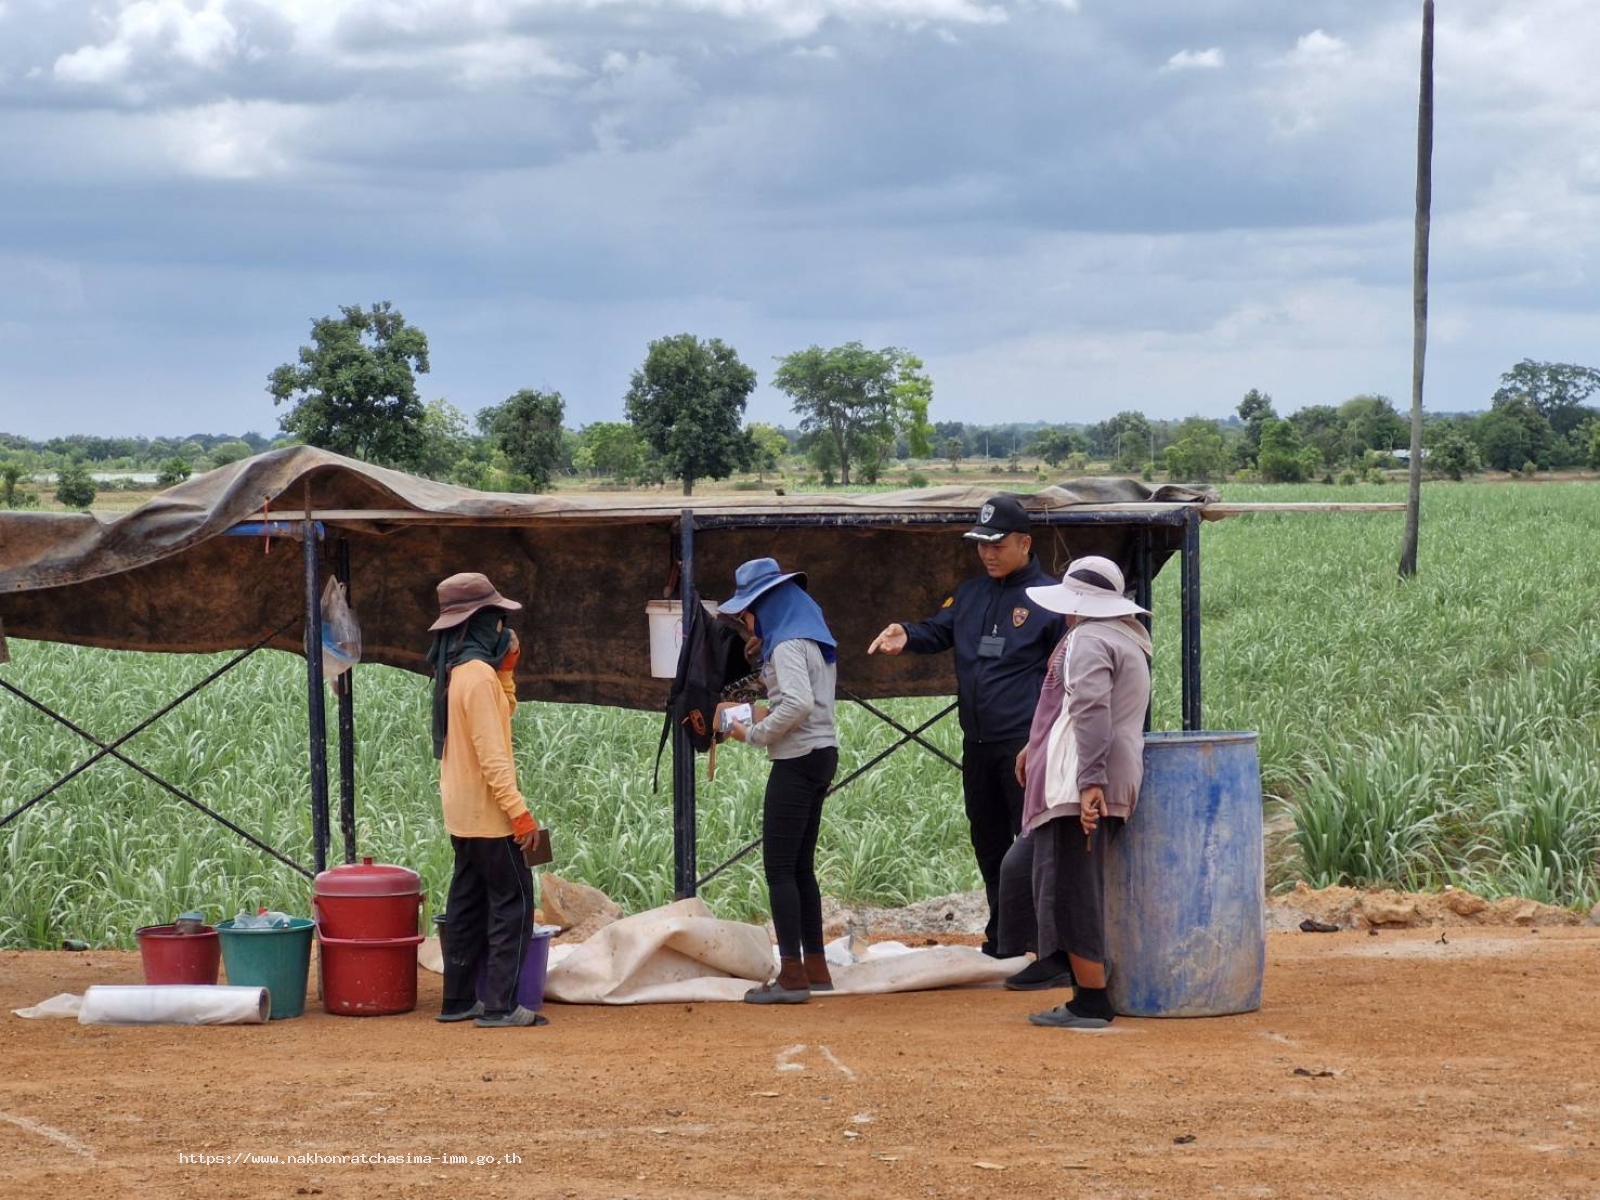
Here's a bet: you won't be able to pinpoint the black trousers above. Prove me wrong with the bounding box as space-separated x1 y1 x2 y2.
443 834 534 1016
762 747 839 961
1033 815 1123 964
961 738 1027 953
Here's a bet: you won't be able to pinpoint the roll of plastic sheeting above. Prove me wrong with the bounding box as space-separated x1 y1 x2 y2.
78 985 270 1025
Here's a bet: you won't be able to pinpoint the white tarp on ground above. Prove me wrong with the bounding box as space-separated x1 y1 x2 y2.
423 898 1026 1005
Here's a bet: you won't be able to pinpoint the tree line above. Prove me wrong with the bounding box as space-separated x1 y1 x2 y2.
3 300 1597 509
261 303 934 496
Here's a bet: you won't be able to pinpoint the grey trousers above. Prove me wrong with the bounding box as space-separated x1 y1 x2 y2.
996 834 1037 957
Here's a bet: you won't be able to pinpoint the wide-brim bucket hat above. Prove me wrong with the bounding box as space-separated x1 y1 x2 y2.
718 557 807 616
428 572 523 631
1025 555 1149 618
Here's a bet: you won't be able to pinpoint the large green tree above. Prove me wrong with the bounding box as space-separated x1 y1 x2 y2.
207 439 253 468
268 302 430 469
1339 394 1408 455
1288 405 1347 468
891 354 936 458
414 399 474 482
575 421 648 481
1088 410 1153 470
1475 398 1550 471
1424 422 1481 481
481 389 566 493
1492 359 1600 439
1236 388 1277 465
1256 418 1318 483
746 423 791 479
772 343 928 486
1031 428 1083 467
55 460 97 509
625 334 757 495
1163 418 1228 483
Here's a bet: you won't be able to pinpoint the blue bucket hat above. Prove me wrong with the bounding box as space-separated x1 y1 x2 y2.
718 557 807 615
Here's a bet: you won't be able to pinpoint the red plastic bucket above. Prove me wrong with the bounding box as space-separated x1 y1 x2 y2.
135 924 221 985
314 900 423 1017
313 857 423 940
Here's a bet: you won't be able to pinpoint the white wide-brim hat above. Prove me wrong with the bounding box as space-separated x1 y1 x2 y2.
1026 555 1149 618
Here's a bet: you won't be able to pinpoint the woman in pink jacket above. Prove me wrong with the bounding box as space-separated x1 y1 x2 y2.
1008 556 1151 1029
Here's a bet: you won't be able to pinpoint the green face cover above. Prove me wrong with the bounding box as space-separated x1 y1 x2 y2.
425 608 513 759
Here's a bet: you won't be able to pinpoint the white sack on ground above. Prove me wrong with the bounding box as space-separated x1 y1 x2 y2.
545 898 775 1005
78 985 270 1025
12 993 85 1019
542 899 1029 1004
826 945 1025 995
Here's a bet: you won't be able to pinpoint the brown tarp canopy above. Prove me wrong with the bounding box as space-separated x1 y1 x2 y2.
0 448 1213 710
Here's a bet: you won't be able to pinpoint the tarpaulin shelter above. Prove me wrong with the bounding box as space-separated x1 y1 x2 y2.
0 447 1221 894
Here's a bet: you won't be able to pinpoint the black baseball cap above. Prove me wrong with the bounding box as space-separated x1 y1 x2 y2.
963 494 1031 543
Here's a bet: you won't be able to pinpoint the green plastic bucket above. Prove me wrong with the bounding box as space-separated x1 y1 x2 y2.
217 917 315 1019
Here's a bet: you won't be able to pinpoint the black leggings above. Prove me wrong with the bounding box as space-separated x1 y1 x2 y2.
762 747 839 960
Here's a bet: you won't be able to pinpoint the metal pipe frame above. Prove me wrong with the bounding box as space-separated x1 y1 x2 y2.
1180 506 1202 731
689 508 1192 532
671 511 697 898
303 517 331 876
335 536 358 865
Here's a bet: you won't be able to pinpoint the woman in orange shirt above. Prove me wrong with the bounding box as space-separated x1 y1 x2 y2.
426 572 544 1029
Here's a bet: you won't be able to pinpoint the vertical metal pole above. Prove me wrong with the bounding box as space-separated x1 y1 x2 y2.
672 512 698 899
335 536 357 864
1134 526 1154 733
1180 507 1202 731
303 518 330 875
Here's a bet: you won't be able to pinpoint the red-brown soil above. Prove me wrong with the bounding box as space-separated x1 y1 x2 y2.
3 926 1599 1199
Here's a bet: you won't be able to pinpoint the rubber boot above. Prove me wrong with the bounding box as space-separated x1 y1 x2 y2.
804 952 834 992
745 957 811 1005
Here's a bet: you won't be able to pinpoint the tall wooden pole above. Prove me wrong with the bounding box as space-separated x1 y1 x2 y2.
1399 0 1434 578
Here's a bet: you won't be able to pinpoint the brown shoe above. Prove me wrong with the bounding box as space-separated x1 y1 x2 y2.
804 953 834 992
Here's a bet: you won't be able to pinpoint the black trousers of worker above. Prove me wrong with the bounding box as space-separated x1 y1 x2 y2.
443 834 534 1017
961 737 1027 955
762 747 839 962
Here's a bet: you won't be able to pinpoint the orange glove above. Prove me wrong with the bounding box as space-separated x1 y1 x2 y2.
501 631 522 675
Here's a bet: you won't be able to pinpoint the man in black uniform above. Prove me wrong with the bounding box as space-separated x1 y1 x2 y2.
868 495 1064 956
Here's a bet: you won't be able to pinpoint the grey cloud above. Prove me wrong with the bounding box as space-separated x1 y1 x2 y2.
1 0 1597 436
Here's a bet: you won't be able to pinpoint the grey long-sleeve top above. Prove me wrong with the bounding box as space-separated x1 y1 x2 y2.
745 638 838 761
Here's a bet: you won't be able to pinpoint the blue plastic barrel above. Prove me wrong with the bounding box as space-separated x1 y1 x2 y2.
1104 731 1264 1017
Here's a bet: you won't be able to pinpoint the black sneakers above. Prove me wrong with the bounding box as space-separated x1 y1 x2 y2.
1004 951 1076 992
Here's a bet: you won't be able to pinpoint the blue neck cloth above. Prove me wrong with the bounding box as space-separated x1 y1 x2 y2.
751 580 837 665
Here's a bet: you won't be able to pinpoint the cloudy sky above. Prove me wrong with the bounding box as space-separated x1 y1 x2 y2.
1 0 1597 438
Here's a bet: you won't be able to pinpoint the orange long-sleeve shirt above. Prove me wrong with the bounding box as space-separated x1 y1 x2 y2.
438 660 534 838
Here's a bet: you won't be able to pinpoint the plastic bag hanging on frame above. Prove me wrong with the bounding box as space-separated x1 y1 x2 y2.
320 577 361 681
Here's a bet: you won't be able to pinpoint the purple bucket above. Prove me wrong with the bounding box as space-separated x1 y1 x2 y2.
435 917 556 1011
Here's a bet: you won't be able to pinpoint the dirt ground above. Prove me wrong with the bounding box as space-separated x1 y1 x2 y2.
4 926 1599 1200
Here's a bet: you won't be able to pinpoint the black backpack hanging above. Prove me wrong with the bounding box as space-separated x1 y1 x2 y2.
653 592 750 788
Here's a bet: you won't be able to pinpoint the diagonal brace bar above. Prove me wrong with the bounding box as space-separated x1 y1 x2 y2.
840 687 962 771
0 676 313 879
0 616 300 833
695 700 958 891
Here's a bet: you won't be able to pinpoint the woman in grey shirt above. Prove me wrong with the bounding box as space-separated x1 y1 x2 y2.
718 557 839 1005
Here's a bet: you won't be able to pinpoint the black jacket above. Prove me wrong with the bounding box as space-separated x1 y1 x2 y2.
901 556 1065 744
